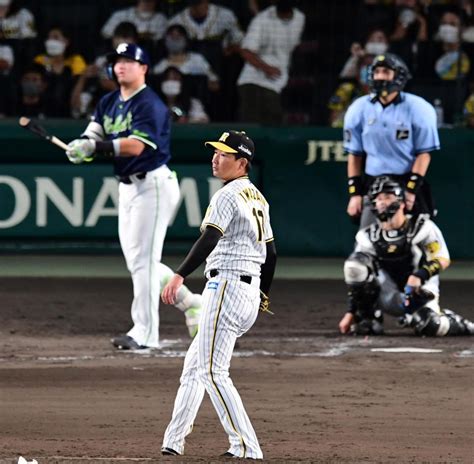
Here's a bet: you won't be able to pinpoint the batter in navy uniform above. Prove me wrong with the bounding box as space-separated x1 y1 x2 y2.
66 43 186 349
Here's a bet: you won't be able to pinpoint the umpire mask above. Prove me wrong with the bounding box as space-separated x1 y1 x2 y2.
368 53 411 97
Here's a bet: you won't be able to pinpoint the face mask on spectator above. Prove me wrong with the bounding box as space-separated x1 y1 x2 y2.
365 42 388 55
166 37 186 54
162 80 181 96
438 24 460 44
22 80 42 97
45 39 66 56
399 8 417 28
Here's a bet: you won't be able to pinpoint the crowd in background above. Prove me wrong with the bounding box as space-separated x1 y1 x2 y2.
0 0 472 127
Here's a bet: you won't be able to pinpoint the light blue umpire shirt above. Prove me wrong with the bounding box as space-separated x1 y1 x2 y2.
343 92 440 176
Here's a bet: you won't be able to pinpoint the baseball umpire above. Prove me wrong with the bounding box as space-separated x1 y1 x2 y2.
339 176 473 337
65 43 194 349
160 130 277 459
344 53 440 228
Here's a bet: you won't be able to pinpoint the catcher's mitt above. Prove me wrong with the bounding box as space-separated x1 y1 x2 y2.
259 291 274 315
403 286 435 314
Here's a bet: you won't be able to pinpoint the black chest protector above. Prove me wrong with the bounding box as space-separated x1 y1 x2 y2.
368 217 424 290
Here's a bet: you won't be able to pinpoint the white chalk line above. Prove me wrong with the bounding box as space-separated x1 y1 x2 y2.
7 457 155 463
2 336 469 365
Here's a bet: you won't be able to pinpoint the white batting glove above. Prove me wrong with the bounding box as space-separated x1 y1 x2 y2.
66 139 96 164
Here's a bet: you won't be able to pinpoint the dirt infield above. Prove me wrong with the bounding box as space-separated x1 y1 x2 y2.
0 278 472 464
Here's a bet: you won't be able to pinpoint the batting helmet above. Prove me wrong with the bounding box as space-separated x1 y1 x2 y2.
106 43 151 79
368 53 412 97
369 176 405 221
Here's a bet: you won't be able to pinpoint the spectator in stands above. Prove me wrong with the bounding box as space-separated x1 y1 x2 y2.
340 29 390 80
13 64 48 118
433 10 470 80
355 0 395 40
328 29 391 128
237 0 305 125
152 24 219 92
157 66 209 123
0 40 14 114
70 22 139 118
0 0 36 72
34 26 87 117
168 0 244 57
101 0 167 42
389 0 428 73
461 0 474 43
0 0 36 39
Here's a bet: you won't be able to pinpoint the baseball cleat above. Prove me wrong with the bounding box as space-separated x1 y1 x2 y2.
221 451 237 457
185 307 201 338
111 335 148 350
161 447 180 456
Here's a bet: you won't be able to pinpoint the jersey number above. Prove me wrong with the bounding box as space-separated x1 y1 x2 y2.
252 208 265 242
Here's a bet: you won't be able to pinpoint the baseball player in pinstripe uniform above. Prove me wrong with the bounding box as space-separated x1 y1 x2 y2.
160 130 277 459
339 176 473 337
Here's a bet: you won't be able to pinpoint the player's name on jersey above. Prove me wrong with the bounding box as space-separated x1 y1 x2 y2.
305 140 347 165
239 186 266 205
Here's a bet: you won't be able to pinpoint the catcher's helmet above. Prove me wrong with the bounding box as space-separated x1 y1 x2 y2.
369 176 404 221
368 53 412 97
106 43 150 79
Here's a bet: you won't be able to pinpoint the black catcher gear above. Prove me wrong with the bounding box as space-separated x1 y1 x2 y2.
369 176 404 222
368 53 412 97
411 307 474 336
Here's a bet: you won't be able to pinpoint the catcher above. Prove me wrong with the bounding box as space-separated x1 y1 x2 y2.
339 176 473 337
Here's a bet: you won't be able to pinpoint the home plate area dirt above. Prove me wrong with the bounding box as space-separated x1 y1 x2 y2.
0 278 472 463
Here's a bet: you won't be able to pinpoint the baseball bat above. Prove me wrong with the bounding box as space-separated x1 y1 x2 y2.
19 117 70 151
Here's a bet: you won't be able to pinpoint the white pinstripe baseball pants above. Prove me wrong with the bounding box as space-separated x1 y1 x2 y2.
162 273 263 459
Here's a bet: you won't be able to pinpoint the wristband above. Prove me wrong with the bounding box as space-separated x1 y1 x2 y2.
413 259 442 283
406 172 424 194
95 140 117 158
348 176 363 196
412 268 430 284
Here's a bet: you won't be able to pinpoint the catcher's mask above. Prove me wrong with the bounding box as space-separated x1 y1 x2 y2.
369 176 404 222
106 43 150 80
368 53 411 97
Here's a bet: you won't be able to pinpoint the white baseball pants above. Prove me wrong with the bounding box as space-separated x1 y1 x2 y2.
118 165 180 348
163 272 263 459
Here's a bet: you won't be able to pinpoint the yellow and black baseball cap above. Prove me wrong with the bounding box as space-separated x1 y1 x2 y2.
205 130 255 160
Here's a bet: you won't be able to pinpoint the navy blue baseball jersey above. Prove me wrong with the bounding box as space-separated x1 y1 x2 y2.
343 92 440 176
91 84 171 176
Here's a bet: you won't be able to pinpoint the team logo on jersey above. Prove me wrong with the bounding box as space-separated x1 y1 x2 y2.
425 241 440 255
387 244 397 253
207 281 219 290
396 129 410 140
104 112 133 134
